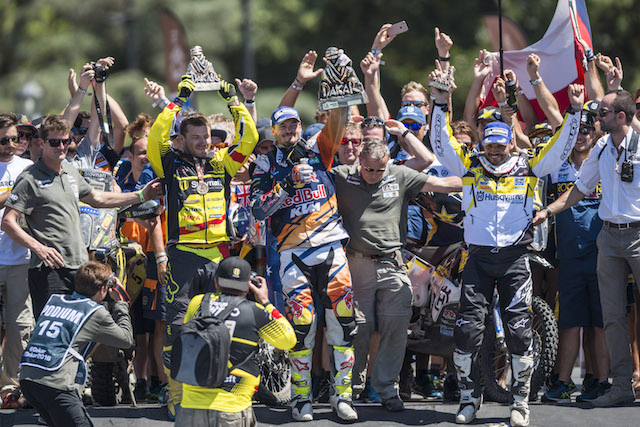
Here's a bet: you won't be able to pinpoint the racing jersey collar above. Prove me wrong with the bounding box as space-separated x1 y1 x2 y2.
478 153 519 176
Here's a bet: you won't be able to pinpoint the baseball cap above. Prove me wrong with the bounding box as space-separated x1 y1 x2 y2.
396 106 426 125
216 256 251 291
15 113 37 134
477 106 502 124
257 127 275 144
482 121 512 145
271 107 301 126
302 123 324 141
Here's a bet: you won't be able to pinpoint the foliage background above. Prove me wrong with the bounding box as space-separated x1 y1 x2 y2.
0 0 637 130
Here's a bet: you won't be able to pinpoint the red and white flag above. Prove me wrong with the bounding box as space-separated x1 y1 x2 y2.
479 0 593 121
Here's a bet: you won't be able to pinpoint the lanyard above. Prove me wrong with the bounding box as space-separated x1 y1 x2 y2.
93 92 114 149
194 159 208 195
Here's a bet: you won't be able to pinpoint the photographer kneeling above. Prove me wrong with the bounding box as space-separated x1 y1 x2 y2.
19 261 133 427
175 256 296 426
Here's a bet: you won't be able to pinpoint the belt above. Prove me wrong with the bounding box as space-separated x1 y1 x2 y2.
603 221 640 229
346 249 404 267
346 249 390 259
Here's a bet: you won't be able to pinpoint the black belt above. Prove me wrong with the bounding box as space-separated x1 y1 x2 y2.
603 220 640 229
346 249 404 267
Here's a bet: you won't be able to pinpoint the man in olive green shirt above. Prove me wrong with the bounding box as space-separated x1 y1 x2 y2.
2 115 162 318
333 138 461 411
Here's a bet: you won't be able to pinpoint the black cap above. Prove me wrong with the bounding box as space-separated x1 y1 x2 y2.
211 129 228 143
216 256 251 291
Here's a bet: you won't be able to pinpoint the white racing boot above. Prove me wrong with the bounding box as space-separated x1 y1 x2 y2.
290 349 313 422
453 350 482 424
329 345 358 421
510 354 534 427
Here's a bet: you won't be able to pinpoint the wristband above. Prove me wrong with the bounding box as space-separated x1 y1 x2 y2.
156 255 169 264
517 90 525 96
153 97 170 109
544 207 553 217
156 251 166 258
585 49 595 62
401 129 410 139
77 87 87 95
497 101 508 107
371 49 383 55
244 99 255 105
137 190 145 203
530 77 542 86
291 82 303 91
439 55 451 62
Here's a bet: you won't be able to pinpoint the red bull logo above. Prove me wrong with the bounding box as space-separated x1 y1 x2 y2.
282 185 327 207
343 288 354 311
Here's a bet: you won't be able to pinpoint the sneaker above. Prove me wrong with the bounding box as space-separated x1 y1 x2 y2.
591 382 635 407
157 384 169 405
582 373 596 393
365 383 382 403
291 400 313 422
167 402 181 421
414 373 443 399
330 395 358 421
443 373 460 402
1 390 22 409
382 395 404 412
134 379 148 402
510 400 530 427
455 395 481 424
541 381 572 403
577 380 610 402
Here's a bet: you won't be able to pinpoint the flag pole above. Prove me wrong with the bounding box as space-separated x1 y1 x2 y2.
498 0 504 78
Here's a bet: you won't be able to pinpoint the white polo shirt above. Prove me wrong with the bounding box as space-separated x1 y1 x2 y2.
0 156 33 265
575 127 640 223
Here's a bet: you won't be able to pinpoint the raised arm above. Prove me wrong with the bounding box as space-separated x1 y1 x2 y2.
493 76 532 149
360 52 388 119
578 39 605 101
526 54 563 129
385 119 433 171
235 78 258 123
279 50 323 108
62 63 94 127
463 50 493 133
435 27 453 73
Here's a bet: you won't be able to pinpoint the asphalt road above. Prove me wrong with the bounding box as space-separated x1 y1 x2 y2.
2 399 639 427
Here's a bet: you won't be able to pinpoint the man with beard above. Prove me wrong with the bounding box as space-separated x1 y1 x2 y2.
535 89 640 407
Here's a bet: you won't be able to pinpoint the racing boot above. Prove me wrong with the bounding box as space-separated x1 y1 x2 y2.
329 345 358 421
510 354 534 426
290 349 313 422
453 350 482 424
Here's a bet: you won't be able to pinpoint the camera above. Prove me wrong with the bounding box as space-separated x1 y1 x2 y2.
250 272 261 288
621 160 634 182
93 63 109 83
505 79 519 112
104 273 117 302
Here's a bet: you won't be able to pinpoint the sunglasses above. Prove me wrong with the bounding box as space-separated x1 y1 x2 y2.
211 142 226 149
0 136 18 145
403 122 423 131
530 135 551 145
362 165 386 173
341 137 362 146
46 138 71 147
362 117 384 128
18 131 34 139
578 126 593 135
72 127 88 136
597 109 618 118
402 100 426 108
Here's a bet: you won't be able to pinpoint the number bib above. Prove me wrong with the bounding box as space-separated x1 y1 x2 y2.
21 293 102 383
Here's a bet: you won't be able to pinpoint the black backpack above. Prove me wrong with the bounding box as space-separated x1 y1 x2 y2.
170 294 243 388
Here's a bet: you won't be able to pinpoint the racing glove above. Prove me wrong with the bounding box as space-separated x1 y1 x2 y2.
218 78 238 103
174 75 195 106
282 160 313 192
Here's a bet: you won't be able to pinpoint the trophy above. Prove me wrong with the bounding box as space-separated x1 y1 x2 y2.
428 66 456 93
187 46 221 91
318 47 368 110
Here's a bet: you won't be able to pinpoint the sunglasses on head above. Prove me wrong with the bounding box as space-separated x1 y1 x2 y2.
0 136 18 145
403 122 423 131
402 100 426 108
46 138 71 147
362 117 384 128
341 137 362 146
72 127 88 136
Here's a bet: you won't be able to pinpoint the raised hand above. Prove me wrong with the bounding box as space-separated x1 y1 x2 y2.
606 57 623 90
372 24 396 51
435 27 453 57
567 84 585 110
78 63 94 91
473 51 492 82
526 54 541 80
492 77 507 104
296 50 324 84
360 52 382 77
218 79 238 103
595 53 614 73
143 78 166 103
176 74 195 103
235 78 258 100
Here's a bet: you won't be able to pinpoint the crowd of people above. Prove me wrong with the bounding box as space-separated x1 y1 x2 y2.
0 21 638 427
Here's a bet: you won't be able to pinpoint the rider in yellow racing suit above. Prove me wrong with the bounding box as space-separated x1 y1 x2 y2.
147 76 258 418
